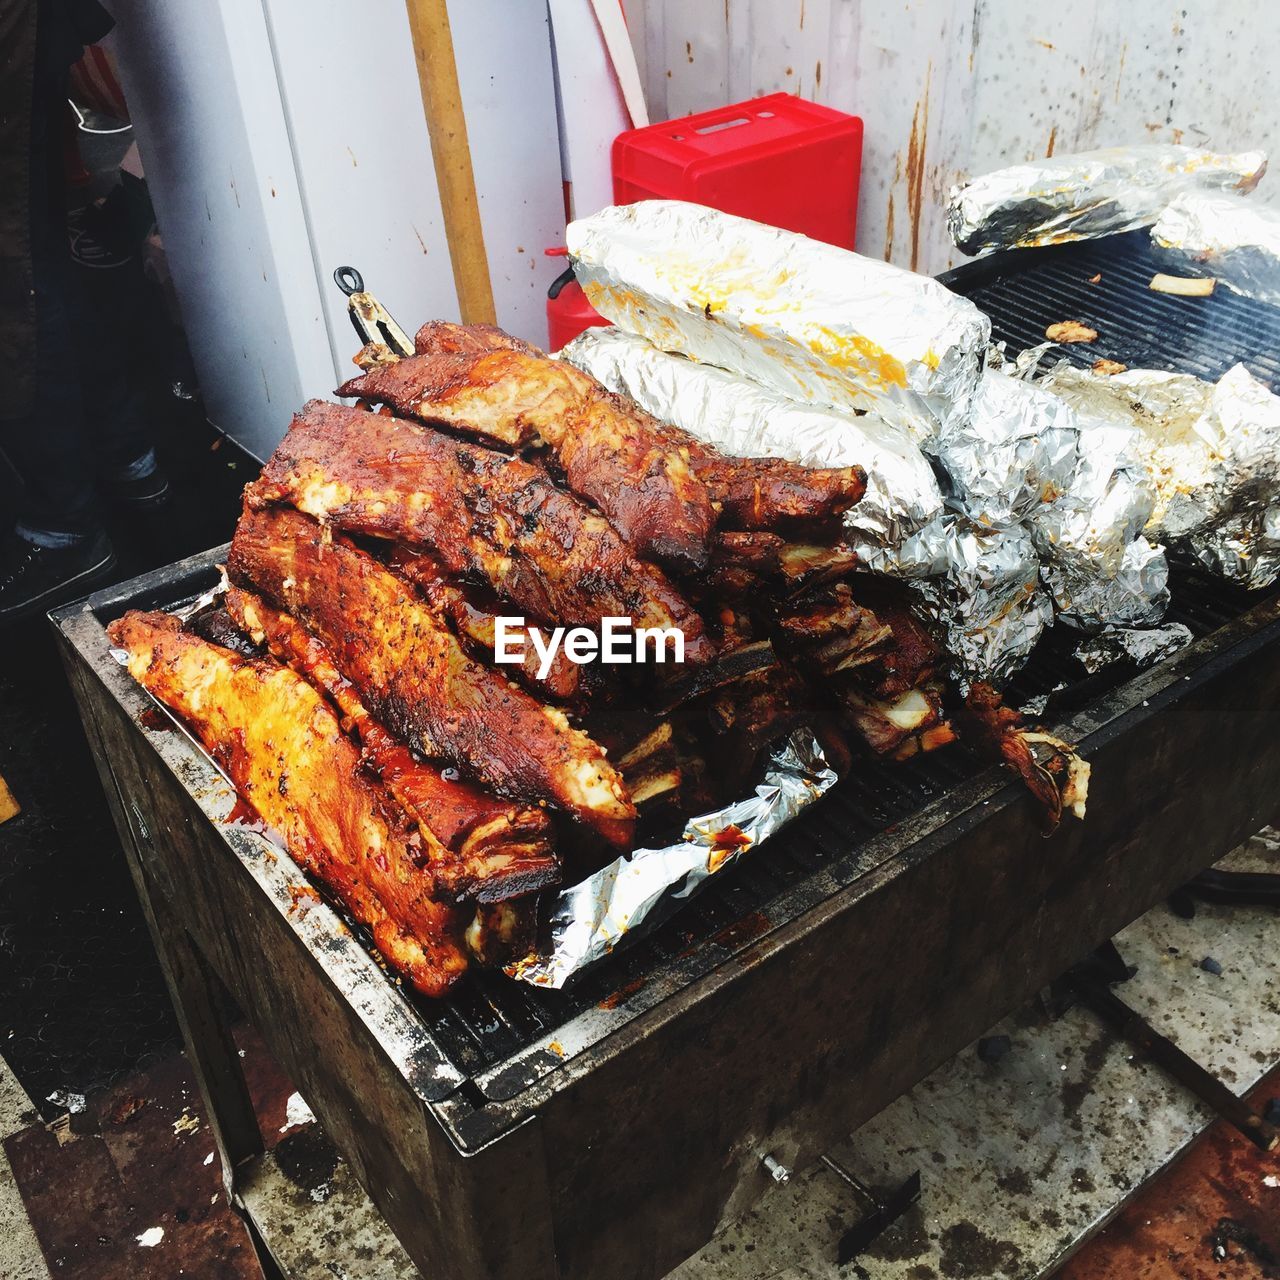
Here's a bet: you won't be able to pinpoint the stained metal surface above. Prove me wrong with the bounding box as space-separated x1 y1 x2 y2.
240 1151 419 1279
669 832 1280 1280
622 0 1280 275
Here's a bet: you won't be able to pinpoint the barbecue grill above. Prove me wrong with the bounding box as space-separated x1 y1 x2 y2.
54 232 1280 1280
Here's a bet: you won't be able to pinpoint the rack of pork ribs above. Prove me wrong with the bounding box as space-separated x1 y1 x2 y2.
109 321 1071 998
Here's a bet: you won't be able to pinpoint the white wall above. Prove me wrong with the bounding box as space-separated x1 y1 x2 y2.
623 0 1280 274
111 0 565 458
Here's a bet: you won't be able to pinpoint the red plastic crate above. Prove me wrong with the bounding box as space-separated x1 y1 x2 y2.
612 93 864 250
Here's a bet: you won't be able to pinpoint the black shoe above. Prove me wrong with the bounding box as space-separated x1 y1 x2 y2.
103 465 172 511
0 530 117 626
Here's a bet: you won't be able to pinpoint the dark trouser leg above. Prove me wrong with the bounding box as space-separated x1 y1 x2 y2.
5 244 100 539
2 67 150 540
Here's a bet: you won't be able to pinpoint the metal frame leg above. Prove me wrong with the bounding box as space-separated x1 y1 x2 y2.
66 682 271 1271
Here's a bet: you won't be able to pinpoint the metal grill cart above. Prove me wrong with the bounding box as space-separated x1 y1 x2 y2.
54 234 1280 1279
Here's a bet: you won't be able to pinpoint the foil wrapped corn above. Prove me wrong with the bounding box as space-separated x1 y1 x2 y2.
567 201 989 443
947 145 1267 256
1040 362 1280 539
1186 503 1280 590
1042 536 1170 632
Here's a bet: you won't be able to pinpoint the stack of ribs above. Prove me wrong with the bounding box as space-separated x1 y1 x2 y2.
110 321 1082 999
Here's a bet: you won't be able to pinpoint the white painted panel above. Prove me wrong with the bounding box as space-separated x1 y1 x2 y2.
114 0 564 457
627 0 1280 276
449 0 567 345
256 0 458 385
259 0 564 377
109 0 333 458
550 0 635 219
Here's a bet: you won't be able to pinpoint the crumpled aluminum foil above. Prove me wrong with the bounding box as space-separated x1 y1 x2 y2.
947 144 1267 256
1186 502 1280 590
849 515 1052 688
1152 191 1280 307
929 350 1166 631
567 200 989 443
1038 362 1280 550
509 729 837 989
560 325 944 545
1042 536 1170 632
930 365 1079 529
1075 623 1193 674
1025 394 1155 575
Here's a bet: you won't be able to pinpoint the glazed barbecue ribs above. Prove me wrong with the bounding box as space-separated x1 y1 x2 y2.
224 587 561 903
228 505 637 845
341 331 718 570
343 320 867 544
245 400 714 663
107 611 469 996
388 546 581 703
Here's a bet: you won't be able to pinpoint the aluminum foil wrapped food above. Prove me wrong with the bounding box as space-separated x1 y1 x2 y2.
1074 623 1193 674
567 200 990 443
1186 502 1280 589
930 365 1079 529
1001 369 1168 630
928 351 1166 631
1152 191 1280 307
849 515 1052 688
1043 536 1170 631
560 325 944 544
947 144 1267 256
1038 362 1280 589
509 729 837 988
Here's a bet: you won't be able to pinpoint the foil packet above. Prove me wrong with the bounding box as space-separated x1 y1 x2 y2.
947 145 1267 256
1038 362 1280 552
930 365 1080 529
1186 502 1280 590
1042 536 1170 632
509 729 837 989
1074 623 1193 674
560 325 944 544
1152 191 1280 307
567 200 989 443
849 515 1052 688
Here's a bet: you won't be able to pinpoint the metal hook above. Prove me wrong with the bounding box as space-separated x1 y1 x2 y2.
333 265 365 297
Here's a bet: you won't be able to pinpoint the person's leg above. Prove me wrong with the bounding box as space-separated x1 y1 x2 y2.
8 242 102 540
0 20 115 623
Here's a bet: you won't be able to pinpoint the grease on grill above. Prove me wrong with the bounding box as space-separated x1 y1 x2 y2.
712 910 772 951
599 977 647 1009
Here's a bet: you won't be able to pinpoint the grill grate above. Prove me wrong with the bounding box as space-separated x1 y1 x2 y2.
402 232 1280 1078
952 228 1280 389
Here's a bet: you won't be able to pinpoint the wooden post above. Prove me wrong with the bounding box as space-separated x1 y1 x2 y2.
403 0 497 325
